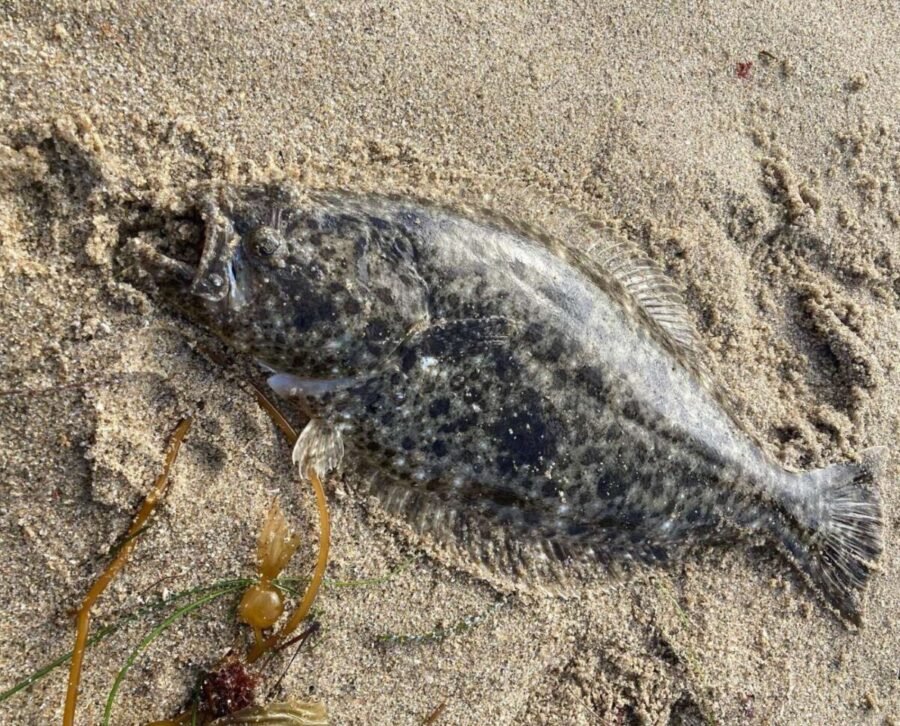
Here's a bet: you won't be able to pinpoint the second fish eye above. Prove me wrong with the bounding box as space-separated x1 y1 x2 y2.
250 226 284 257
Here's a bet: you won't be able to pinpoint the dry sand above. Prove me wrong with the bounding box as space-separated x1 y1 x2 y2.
1 1 898 724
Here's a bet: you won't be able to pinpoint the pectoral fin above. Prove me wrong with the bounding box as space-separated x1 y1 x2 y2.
267 372 361 399
293 417 344 479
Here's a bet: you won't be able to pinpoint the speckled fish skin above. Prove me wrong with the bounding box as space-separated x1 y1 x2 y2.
136 182 882 622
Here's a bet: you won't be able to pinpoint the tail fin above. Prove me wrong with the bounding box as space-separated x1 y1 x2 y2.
777 449 884 624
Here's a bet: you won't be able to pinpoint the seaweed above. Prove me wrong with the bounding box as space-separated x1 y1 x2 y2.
63 417 193 726
0 386 416 723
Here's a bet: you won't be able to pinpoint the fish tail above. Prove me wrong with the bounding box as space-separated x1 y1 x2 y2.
776 448 884 624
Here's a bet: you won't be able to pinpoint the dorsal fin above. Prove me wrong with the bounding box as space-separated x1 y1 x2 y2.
578 239 701 356
531 199 707 374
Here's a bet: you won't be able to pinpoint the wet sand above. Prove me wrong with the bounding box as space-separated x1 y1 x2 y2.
1 2 898 724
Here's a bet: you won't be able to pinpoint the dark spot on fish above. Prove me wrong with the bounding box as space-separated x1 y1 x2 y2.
428 397 451 418
575 366 608 398
312 296 338 324
400 347 417 372
292 312 314 333
522 508 542 525
646 545 668 562
362 387 382 413
490 389 558 471
493 350 520 381
374 287 394 306
542 338 566 363
631 438 649 460
684 506 704 524
647 480 667 501
462 386 483 406
523 323 542 344
509 259 527 278
621 399 642 421
495 455 515 476
431 439 449 457
320 213 359 235
600 425 621 445
614 508 643 530
478 486 528 509
596 474 629 500
343 297 362 315
422 330 449 357
390 237 415 263
401 436 415 451
367 215 391 231
524 324 565 363
365 318 389 343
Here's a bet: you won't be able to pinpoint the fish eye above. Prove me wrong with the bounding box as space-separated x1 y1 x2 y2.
249 226 285 258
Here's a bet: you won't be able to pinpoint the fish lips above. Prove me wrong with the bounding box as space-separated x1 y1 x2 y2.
132 199 247 311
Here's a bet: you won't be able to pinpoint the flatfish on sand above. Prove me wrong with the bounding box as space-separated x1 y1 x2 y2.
130 182 883 621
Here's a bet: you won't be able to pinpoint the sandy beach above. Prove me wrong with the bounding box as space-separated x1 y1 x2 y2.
1 2 898 723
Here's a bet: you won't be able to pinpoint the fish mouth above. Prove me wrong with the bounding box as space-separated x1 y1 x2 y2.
129 200 243 306
128 211 203 289
131 235 198 287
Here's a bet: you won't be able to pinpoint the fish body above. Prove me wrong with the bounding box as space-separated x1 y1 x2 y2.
134 183 882 621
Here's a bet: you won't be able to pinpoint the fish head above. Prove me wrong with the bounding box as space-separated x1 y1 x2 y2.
133 184 426 377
